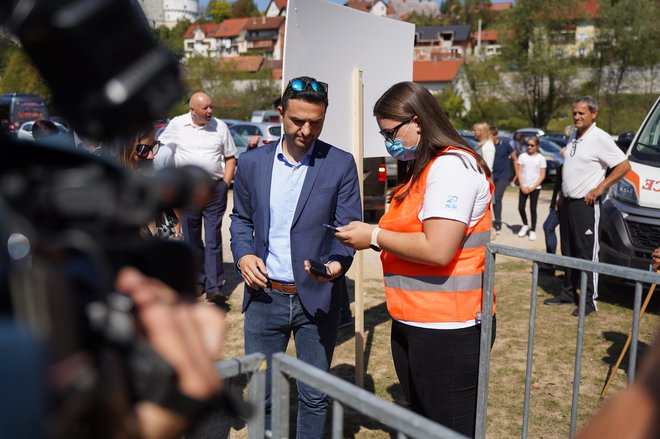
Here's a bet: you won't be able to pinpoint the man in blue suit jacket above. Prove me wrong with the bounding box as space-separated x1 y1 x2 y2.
230 76 361 438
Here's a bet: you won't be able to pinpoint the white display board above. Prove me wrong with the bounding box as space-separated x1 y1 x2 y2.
282 0 414 158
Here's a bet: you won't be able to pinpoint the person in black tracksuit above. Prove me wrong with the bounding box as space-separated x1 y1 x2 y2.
544 96 630 316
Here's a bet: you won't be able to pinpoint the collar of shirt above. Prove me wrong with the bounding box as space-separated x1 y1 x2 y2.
183 112 216 130
275 138 315 168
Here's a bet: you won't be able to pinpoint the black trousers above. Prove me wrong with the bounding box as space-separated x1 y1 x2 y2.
518 189 540 231
390 316 496 438
559 197 600 311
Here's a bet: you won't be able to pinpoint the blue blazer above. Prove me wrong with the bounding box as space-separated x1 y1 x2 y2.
229 139 362 317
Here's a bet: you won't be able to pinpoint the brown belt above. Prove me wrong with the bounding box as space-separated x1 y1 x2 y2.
268 280 297 294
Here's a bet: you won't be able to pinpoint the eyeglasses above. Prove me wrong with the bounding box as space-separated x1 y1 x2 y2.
569 138 581 156
527 143 537 147
288 78 328 94
379 119 412 143
135 140 160 158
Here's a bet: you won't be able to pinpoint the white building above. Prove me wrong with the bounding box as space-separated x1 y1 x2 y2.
138 0 199 29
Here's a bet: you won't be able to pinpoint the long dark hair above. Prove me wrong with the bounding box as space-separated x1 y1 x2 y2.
374 82 491 201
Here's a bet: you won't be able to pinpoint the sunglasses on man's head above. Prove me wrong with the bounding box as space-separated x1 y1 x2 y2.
135 140 160 158
379 119 412 143
288 78 328 94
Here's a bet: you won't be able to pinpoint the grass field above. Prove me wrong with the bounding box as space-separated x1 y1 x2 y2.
209 258 660 438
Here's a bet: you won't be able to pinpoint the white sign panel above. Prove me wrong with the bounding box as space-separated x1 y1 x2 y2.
282 0 414 157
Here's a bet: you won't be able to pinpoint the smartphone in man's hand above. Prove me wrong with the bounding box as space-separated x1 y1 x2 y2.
307 259 332 279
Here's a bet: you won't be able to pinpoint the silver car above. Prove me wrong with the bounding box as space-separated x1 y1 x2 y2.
230 121 281 147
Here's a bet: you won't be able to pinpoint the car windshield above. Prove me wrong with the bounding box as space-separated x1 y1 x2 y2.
630 99 660 166
268 125 281 137
231 130 248 148
540 139 562 154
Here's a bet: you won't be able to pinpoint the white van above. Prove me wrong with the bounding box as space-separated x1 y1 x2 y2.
599 97 660 274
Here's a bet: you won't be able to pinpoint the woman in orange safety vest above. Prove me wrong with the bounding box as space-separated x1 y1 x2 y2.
337 81 496 438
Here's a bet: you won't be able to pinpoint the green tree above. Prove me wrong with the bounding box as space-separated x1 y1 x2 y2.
0 48 51 99
232 0 260 18
499 0 579 129
591 0 660 130
154 19 192 59
435 88 465 120
405 11 444 27
181 55 279 120
206 0 232 22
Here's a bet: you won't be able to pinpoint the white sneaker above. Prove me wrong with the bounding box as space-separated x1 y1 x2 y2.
529 230 537 241
518 225 529 237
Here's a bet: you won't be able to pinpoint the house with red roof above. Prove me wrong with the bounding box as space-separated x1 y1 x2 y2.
183 23 222 58
413 59 470 113
265 0 287 17
215 17 250 58
344 0 393 17
243 16 286 60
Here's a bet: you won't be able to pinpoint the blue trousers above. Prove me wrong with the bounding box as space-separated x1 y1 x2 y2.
244 288 340 438
492 178 509 230
182 179 227 293
543 208 560 254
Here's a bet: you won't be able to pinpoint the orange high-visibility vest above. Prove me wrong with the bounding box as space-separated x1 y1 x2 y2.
379 146 496 323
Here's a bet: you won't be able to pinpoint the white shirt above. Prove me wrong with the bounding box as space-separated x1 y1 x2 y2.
419 150 491 227
517 153 547 189
158 112 237 180
477 139 495 171
562 123 626 199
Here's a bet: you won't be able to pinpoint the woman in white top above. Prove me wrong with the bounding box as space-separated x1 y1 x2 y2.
516 136 547 240
473 121 495 171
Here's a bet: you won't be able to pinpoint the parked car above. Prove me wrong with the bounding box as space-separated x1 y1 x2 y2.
230 121 281 147
363 157 388 222
221 119 243 128
250 110 280 123
538 138 564 182
543 132 568 147
16 120 71 142
384 156 398 187
599 96 660 282
152 117 169 129
514 127 545 139
0 93 49 135
230 129 249 159
457 130 478 149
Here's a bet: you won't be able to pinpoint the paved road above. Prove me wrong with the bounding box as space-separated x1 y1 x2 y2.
221 185 554 298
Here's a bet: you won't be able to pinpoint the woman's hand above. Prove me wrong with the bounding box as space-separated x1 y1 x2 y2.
335 221 375 251
652 248 660 271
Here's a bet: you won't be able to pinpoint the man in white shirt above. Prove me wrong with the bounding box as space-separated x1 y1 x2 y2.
159 92 237 304
544 96 630 316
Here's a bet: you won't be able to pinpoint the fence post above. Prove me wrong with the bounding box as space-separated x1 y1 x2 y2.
271 354 290 439
247 356 267 439
475 244 496 438
521 262 540 438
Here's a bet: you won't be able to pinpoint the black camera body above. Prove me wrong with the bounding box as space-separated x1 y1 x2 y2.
0 137 209 436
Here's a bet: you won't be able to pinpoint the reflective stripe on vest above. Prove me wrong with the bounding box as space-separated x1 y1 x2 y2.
379 146 496 323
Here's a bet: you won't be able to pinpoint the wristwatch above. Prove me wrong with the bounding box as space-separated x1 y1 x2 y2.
370 227 382 252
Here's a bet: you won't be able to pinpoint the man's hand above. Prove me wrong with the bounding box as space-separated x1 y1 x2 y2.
238 254 268 289
585 185 605 205
115 267 225 439
652 248 660 271
304 260 342 282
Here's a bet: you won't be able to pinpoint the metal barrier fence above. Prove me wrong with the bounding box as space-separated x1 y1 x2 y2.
214 245 659 439
214 353 267 439
477 243 660 439
270 352 468 439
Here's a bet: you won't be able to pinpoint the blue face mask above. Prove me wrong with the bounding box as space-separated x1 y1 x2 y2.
385 138 418 161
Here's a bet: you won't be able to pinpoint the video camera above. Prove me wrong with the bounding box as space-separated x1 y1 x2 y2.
0 1 233 437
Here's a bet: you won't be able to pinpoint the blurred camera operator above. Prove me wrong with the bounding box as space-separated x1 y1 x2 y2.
115 267 225 439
